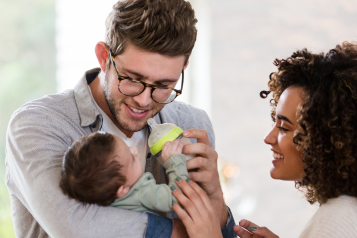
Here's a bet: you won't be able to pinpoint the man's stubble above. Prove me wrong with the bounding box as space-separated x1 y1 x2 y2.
103 71 163 133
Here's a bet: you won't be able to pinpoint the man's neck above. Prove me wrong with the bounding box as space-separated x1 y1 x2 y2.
89 75 135 138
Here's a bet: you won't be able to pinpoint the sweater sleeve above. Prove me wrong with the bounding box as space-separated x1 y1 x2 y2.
5 107 148 238
138 155 187 213
138 175 175 213
162 154 188 187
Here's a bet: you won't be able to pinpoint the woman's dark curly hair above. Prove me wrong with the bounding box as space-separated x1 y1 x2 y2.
261 41 357 204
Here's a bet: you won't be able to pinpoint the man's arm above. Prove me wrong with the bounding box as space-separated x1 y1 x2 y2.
5 108 160 237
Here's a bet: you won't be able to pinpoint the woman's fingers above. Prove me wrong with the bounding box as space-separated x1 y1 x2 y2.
239 219 259 232
175 178 207 216
172 178 223 238
234 220 279 238
185 180 215 214
172 202 192 225
171 182 201 220
233 225 254 238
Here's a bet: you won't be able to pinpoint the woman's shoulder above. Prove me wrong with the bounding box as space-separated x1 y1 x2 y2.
319 195 357 210
300 195 357 238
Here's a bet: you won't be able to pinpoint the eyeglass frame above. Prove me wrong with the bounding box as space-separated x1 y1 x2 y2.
109 50 184 104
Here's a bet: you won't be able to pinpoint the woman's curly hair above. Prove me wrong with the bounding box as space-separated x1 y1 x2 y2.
261 41 357 204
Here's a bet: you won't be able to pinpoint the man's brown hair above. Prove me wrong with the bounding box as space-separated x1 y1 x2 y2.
105 0 197 64
60 132 126 206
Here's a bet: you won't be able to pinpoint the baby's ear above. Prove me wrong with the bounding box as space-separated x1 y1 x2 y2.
116 185 130 198
129 146 139 156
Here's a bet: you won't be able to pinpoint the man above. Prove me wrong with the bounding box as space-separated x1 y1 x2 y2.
5 0 235 237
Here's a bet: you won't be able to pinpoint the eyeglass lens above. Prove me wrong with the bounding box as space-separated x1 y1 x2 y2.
119 79 177 103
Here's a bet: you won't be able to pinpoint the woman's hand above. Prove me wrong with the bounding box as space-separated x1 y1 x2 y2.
171 177 223 238
234 219 279 238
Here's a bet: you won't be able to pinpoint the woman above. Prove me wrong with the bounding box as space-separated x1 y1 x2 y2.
172 41 357 238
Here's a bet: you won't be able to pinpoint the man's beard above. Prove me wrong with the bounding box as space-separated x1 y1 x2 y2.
103 73 162 132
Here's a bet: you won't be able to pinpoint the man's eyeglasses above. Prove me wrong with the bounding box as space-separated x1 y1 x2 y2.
109 50 184 104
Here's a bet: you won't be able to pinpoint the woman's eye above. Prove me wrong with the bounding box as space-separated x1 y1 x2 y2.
277 126 288 132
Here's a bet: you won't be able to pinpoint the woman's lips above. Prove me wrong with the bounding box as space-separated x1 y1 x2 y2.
272 150 284 163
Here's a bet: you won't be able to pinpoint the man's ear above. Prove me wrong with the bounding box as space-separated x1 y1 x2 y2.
116 185 130 198
184 60 189 70
95 41 109 72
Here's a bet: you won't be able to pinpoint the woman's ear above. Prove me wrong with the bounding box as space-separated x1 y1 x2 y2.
116 185 130 198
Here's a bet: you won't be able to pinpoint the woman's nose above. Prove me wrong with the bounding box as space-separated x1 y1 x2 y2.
264 127 277 145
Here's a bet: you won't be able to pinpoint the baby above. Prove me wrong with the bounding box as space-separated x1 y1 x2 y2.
60 131 187 214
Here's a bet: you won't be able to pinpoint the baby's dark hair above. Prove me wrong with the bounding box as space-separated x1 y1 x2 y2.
60 132 126 206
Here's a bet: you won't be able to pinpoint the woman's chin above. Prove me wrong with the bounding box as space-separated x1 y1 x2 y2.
270 168 303 181
270 168 287 180
270 169 281 180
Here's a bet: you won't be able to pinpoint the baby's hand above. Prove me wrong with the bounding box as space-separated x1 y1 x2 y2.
161 139 184 163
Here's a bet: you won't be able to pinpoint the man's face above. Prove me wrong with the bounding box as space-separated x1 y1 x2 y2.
103 43 186 136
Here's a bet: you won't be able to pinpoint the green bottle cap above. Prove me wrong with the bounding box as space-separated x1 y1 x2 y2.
150 126 183 155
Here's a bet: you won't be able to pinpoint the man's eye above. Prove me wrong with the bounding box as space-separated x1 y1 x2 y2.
158 84 170 88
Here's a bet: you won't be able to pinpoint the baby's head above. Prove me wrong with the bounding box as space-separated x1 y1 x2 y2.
60 132 143 206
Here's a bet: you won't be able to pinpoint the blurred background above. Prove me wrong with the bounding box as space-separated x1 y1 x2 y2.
1 0 357 237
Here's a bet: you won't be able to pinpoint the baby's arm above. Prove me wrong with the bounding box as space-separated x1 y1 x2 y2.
138 154 188 213
161 140 188 188
137 140 187 213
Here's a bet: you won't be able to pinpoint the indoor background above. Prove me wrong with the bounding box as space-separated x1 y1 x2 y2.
1 0 357 237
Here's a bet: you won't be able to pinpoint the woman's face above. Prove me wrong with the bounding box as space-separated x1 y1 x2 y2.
264 86 305 181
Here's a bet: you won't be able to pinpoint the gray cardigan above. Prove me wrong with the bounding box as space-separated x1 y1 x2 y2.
5 68 216 238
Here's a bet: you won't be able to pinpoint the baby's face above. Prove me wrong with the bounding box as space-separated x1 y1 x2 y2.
112 135 143 188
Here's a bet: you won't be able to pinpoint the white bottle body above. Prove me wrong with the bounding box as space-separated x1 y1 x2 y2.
147 119 196 164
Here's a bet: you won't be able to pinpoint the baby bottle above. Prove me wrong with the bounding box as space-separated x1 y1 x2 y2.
147 118 195 165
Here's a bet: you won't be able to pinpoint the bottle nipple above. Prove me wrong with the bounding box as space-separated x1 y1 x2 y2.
147 118 157 130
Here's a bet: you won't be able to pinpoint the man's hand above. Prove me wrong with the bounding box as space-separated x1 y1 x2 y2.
182 129 228 228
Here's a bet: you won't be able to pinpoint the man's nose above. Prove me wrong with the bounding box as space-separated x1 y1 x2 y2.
132 87 153 107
